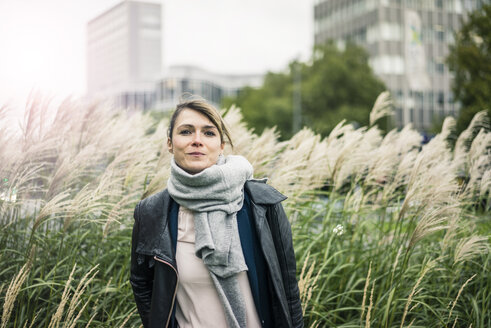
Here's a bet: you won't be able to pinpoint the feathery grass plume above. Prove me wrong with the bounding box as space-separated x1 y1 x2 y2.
361 262 372 323
244 127 281 177
342 127 382 187
454 236 489 265
63 181 115 229
224 106 281 177
323 120 352 180
326 119 351 143
448 274 476 320
48 265 77 328
399 141 460 224
119 308 138 328
455 111 490 158
142 164 171 199
1 260 32 328
103 191 141 237
32 191 72 231
343 184 364 213
440 116 457 140
321 122 365 190
451 317 458 328
268 128 330 199
406 318 417 328
480 169 491 203
298 254 320 316
423 128 453 163
64 265 99 328
365 279 375 328
363 142 397 189
408 204 459 249
441 215 461 253
222 105 257 156
400 261 434 328
23 313 38 328
2 161 47 200
381 148 418 203
0 104 9 121
391 246 403 282
20 93 54 150
342 126 383 191
44 143 103 201
369 91 393 126
83 313 97 328
464 130 491 198
454 111 490 176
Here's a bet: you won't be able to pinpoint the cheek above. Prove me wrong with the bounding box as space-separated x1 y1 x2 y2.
171 137 186 150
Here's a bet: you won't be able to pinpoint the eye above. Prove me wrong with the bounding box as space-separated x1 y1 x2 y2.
204 130 217 137
178 129 191 135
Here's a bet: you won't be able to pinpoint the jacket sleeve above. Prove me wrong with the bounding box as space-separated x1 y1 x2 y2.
130 201 154 328
267 202 304 328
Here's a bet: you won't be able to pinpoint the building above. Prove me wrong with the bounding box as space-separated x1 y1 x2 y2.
87 0 162 110
87 1 263 111
314 0 487 130
155 65 264 111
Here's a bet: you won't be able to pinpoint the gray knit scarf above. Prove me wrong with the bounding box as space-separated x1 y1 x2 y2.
167 155 253 328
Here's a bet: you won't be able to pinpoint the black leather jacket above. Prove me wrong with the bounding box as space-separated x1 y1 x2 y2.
130 180 303 328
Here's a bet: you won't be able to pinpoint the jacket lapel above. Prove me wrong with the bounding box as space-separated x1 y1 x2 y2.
135 189 176 265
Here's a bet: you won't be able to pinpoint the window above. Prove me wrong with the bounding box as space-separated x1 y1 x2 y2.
369 55 405 75
438 92 444 106
427 91 434 105
453 0 463 13
436 63 445 74
367 22 402 43
396 107 403 124
436 30 445 42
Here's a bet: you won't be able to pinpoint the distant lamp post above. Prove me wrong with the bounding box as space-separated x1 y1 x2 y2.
292 57 302 134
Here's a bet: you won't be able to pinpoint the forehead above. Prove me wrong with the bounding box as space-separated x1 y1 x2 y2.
174 108 217 128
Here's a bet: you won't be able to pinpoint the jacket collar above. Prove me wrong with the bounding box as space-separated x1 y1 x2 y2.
244 179 287 205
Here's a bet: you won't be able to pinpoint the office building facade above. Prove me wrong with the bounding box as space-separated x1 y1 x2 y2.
314 0 487 130
155 65 264 111
87 0 162 110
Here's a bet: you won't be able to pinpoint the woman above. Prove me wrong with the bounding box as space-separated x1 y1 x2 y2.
130 98 303 328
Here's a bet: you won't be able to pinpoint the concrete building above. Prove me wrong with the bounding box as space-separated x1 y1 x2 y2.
87 1 262 111
87 0 162 110
155 65 264 111
314 0 487 130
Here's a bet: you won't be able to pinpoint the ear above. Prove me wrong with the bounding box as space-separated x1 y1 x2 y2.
220 142 225 152
167 137 173 154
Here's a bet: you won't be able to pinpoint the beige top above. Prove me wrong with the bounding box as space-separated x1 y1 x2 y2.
175 207 261 328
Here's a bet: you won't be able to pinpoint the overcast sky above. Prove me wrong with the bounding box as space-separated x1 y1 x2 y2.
0 0 314 110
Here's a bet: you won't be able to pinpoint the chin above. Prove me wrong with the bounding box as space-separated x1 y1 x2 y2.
185 164 207 174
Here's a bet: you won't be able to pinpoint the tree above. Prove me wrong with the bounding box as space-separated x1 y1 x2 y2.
223 71 294 138
447 4 491 133
223 43 386 138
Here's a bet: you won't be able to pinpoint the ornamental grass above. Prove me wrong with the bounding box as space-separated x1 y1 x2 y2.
0 94 489 327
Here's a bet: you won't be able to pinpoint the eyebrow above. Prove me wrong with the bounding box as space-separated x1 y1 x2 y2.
176 124 218 130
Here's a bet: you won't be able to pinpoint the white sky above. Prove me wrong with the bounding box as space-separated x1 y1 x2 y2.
0 0 314 112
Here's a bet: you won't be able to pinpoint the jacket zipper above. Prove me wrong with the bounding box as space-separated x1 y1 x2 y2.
153 256 179 328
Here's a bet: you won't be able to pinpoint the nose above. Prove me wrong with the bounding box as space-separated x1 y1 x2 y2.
191 132 203 146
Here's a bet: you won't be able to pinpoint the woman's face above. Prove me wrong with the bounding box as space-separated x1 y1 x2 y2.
168 108 224 174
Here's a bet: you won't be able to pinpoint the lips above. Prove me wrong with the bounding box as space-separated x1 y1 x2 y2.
188 152 205 156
